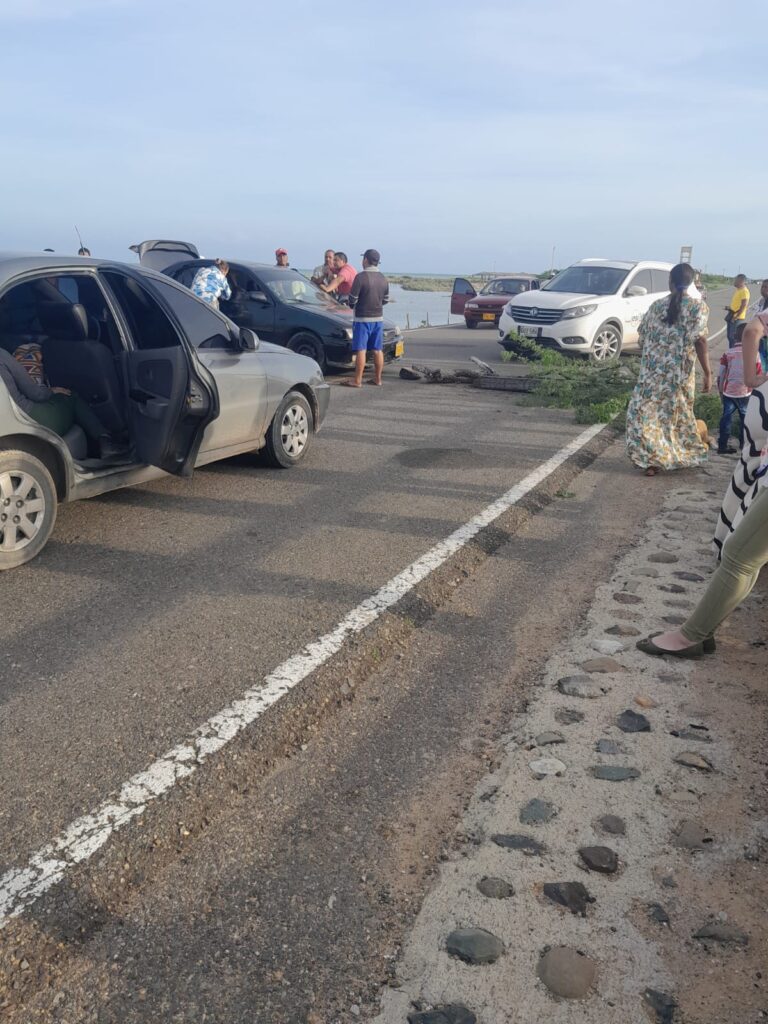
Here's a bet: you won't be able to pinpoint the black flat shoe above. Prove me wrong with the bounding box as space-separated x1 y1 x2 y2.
637 636 706 658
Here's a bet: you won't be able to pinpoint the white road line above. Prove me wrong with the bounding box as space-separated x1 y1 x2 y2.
0 423 607 929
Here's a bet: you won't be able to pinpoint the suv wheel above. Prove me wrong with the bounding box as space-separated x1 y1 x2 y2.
288 332 326 371
465 318 477 329
590 322 622 361
0 449 58 570
262 391 314 468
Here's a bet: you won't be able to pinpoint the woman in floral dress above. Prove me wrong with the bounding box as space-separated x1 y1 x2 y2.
626 263 713 476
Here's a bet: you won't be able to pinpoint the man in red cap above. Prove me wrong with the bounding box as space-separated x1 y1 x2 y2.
275 248 289 267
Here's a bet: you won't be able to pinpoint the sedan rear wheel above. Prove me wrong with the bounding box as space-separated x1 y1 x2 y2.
262 391 314 468
0 449 57 570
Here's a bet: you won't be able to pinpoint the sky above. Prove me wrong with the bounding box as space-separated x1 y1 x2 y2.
0 0 765 275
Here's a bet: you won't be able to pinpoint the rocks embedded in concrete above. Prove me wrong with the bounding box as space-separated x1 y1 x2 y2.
595 739 621 755
659 583 687 593
590 638 626 655
606 623 641 637
535 731 565 747
557 675 605 699
578 845 619 874
555 708 584 725
407 1007 477 1024
613 592 642 605
664 599 694 610
542 881 595 916
529 756 566 778
674 751 713 772
648 903 670 925
643 988 677 1023
671 820 713 851
477 876 515 900
662 615 686 626
520 798 559 824
693 922 749 945
581 656 626 673
674 571 704 582
617 709 651 733
648 552 679 563
590 765 640 782
613 608 640 621
445 927 505 965
491 833 545 856
597 814 626 835
670 726 712 743
536 947 597 999
635 694 659 709
634 566 660 577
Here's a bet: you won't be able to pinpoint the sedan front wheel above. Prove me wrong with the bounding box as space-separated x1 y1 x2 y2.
262 391 314 468
0 449 58 570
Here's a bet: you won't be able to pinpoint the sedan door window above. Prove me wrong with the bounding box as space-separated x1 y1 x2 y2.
151 278 234 350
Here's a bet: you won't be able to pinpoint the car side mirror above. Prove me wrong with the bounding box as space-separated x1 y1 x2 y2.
247 290 269 304
239 327 260 352
626 285 648 297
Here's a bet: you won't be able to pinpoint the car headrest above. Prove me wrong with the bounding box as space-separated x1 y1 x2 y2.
38 302 89 341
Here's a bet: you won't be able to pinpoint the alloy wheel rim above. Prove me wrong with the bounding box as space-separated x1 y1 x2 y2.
280 405 309 457
0 470 46 552
594 329 619 359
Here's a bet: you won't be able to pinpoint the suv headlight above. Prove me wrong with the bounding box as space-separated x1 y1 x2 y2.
561 304 597 320
344 327 354 340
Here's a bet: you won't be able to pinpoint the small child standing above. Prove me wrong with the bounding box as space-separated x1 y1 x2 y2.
717 328 760 455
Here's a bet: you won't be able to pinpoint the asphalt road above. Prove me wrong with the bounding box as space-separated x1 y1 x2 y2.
0 289 736 1021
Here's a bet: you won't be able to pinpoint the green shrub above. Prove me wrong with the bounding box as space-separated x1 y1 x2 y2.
499 332 546 362
693 393 722 429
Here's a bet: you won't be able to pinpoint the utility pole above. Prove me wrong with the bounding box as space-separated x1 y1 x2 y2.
550 245 556 277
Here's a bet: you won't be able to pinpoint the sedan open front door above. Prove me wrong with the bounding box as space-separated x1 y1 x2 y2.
101 269 218 477
450 277 477 315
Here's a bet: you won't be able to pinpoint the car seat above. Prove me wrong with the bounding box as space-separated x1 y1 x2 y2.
39 302 126 433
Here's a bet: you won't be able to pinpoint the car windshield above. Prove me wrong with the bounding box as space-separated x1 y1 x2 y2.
260 270 338 307
480 278 529 296
542 266 629 295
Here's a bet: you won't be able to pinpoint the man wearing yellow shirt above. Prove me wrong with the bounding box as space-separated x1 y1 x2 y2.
727 274 750 346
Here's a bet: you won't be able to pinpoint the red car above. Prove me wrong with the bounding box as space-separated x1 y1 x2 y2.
451 275 540 328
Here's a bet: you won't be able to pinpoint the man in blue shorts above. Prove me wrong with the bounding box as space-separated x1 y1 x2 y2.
346 249 389 387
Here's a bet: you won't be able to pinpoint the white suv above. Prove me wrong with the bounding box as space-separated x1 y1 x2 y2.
497 258 674 360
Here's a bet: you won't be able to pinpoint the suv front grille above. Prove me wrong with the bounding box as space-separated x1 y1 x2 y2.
508 305 563 325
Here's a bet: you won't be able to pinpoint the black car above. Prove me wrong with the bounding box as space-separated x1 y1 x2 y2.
130 240 404 372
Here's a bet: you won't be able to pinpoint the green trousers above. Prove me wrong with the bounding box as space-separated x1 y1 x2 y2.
27 393 103 441
683 485 768 642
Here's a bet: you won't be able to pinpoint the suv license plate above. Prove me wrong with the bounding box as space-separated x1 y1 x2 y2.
520 325 539 337
482 313 495 321
394 340 404 358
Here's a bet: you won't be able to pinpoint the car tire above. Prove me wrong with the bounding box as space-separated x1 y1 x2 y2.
287 332 326 371
262 391 314 469
589 322 622 361
0 449 58 570
465 319 477 329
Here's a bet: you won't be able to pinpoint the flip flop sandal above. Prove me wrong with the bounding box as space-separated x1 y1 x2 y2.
636 636 705 658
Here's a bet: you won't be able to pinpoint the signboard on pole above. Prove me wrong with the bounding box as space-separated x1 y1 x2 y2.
680 245 693 265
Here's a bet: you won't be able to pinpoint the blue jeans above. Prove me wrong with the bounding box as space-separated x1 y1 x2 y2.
718 395 749 451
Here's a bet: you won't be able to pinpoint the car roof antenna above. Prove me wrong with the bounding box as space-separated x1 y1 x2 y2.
75 225 88 254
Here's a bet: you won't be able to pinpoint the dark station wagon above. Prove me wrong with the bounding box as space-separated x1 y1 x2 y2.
131 241 405 372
